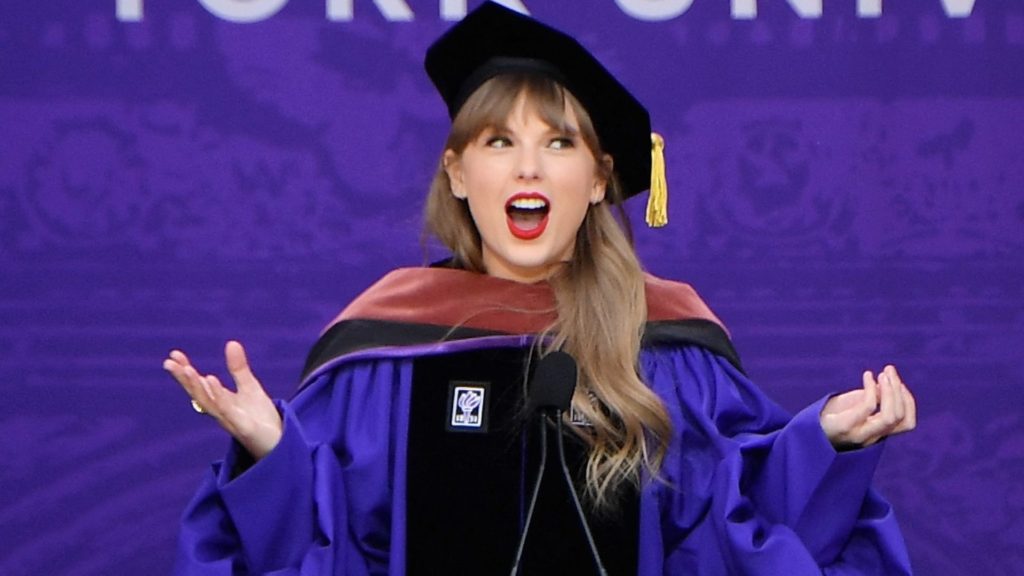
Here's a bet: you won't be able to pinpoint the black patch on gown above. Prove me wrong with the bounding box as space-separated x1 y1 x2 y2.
404 347 640 576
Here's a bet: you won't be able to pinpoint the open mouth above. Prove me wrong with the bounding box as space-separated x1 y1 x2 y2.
505 194 550 240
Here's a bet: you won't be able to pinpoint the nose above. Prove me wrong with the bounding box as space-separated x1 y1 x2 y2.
515 146 542 181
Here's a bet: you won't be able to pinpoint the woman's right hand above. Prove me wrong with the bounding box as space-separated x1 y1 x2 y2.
163 340 283 460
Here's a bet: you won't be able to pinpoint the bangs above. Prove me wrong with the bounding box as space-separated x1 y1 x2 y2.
447 73 599 153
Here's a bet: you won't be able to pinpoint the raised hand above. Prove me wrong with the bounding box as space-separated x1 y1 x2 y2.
163 341 283 460
819 365 917 449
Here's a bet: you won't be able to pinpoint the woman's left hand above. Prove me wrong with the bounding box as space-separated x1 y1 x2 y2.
819 365 917 449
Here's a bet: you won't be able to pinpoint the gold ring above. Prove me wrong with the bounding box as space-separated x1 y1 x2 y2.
191 399 206 414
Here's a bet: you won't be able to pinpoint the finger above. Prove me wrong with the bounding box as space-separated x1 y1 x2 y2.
856 376 907 443
167 364 210 411
883 365 914 429
184 365 212 399
856 371 879 419
883 365 905 394
225 341 260 394
165 350 204 384
885 364 903 386
821 388 876 443
898 381 917 432
162 360 189 392
847 417 888 446
875 371 900 428
185 375 215 417
162 357 181 374
881 369 905 424
169 349 193 368
823 373 879 442
200 374 231 420
835 373 886 446
162 358 195 388
206 373 267 440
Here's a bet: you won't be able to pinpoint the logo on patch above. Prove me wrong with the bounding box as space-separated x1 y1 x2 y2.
570 404 593 427
448 383 488 431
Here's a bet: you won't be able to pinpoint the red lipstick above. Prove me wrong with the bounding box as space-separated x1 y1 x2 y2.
505 192 549 240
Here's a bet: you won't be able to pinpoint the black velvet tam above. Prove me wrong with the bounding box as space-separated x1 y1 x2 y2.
424 1 653 200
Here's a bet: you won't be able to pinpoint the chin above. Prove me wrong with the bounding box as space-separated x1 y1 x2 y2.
486 248 565 281
507 246 563 268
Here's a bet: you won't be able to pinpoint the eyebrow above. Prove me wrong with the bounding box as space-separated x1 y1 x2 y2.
478 120 580 138
553 124 580 136
481 122 509 133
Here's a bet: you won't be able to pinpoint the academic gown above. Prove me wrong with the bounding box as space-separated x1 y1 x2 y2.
174 267 913 575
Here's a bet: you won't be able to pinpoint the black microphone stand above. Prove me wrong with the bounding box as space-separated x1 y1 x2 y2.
510 351 607 576
508 413 548 576
509 408 609 576
554 414 608 576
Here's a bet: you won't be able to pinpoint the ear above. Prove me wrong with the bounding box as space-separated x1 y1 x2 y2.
443 149 467 200
590 154 612 204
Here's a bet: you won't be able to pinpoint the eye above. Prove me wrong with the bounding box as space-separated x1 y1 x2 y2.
485 135 512 148
549 136 576 150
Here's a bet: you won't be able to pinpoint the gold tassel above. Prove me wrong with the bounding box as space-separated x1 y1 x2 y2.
646 132 668 228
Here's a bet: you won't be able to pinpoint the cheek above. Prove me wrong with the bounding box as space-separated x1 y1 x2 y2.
564 171 603 211
460 159 504 196
463 191 506 240
566 203 590 234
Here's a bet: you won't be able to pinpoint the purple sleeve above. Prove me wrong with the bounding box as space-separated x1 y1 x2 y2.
173 359 413 576
640 345 913 575
173 404 330 575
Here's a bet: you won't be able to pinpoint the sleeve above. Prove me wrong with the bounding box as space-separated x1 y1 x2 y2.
173 359 413 576
641 345 913 575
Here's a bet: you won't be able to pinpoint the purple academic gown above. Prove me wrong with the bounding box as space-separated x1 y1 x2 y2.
174 270 913 575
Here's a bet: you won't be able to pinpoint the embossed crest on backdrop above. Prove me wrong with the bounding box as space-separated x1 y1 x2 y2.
0 4 447 261
662 100 1024 259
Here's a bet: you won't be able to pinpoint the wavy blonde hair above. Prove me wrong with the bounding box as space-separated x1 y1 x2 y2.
424 73 672 509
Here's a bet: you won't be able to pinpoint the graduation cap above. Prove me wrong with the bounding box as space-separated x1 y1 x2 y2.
424 1 668 227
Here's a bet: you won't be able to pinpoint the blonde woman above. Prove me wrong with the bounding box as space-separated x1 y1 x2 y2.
165 3 915 574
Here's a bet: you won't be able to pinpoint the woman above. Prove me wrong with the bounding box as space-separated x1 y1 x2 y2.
164 3 916 574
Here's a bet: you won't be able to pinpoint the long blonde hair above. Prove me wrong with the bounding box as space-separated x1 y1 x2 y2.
424 73 672 509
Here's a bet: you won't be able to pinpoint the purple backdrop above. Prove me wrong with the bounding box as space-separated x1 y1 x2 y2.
1 1 1022 574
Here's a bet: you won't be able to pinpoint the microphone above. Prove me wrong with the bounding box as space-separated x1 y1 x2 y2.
527 350 577 413
510 351 608 576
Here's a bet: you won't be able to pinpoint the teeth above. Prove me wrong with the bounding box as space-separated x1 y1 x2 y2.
509 198 547 210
